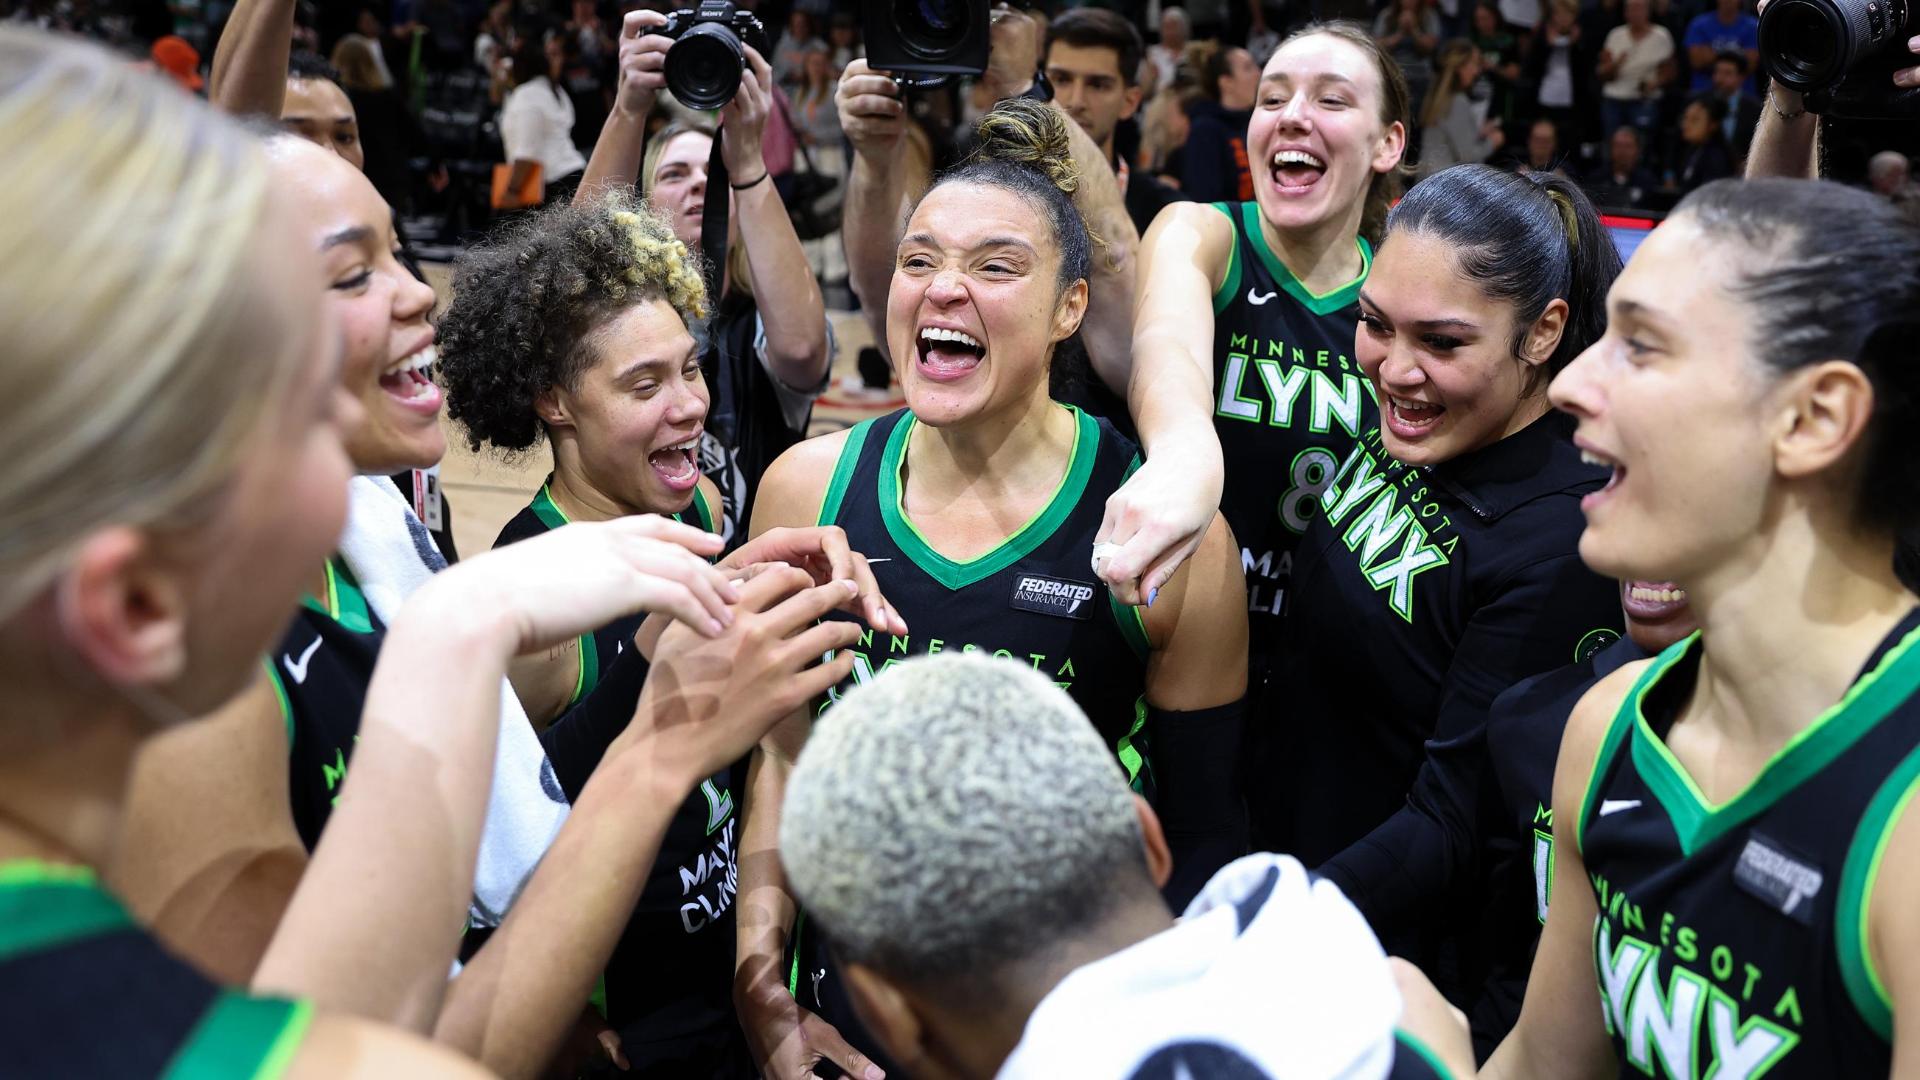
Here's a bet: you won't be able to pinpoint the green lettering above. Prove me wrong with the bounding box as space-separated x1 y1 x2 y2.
1773 986 1802 1028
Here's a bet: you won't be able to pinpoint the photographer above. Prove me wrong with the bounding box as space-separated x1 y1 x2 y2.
1746 0 1920 178
834 4 1140 404
578 8 833 546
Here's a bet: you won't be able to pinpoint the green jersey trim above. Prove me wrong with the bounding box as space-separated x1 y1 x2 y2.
817 420 876 527
1239 202 1371 316
1115 697 1150 790
1628 623 1920 856
1394 1028 1456 1078
1576 650 1668 854
685 484 716 533
0 860 133 964
1107 454 1151 658
265 658 294 751
302 558 373 635
1836 738 1920 1042
879 405 1098 591
163 992 314 1080
1210 202 1243 314
531 482 570 529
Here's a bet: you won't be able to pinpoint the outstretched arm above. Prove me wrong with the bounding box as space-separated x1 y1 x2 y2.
208 0 295 117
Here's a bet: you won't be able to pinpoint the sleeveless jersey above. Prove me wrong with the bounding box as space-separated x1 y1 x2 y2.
494 477 718 709
1208 201 1376 645
271 557 381 852
491 480 743 1058
0 859 312 1078
790 406 1154 1074
1577 610 1920 1078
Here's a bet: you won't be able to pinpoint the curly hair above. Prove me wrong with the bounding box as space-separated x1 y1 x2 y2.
438 191 707 455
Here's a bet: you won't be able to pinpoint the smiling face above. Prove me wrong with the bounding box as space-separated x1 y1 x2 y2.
1249 33 1405 241
546 299 707 514
281 76 364 171
1046 40 1141 156
1357 229 1558 466
273 140 443 475
1548 216 1778 586
651 130 734 252
886 181 1087 429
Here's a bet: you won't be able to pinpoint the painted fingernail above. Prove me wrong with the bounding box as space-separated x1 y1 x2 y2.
1146 587 1158 607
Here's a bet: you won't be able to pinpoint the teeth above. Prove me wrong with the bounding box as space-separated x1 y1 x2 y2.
1630 586 1688 604
1581 450 1612 467
920 326 982 350
1272 149 1325 169
1392 396 1438 413
384 344 437 378
659 436 700 453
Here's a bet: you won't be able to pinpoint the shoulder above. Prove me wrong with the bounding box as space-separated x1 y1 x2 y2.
1140 201 1237 285
492 501 547 549
752 422 867 534
1554 657 1652 845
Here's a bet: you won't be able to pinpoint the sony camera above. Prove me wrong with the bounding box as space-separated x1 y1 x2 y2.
1760 0 1920 117
662 1 768 111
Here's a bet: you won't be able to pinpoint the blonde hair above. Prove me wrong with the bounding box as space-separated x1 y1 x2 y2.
1421 40 1479 129
329 36 388 92
643 121 754 301
0 28 301 621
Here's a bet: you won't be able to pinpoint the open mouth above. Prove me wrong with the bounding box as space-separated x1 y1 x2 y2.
648 432 702 492
379 344 442 412
1385 395 1444 438
1270 148 1327 194
1580 447 1626 510
1623 579 1688 619
915 324 986 383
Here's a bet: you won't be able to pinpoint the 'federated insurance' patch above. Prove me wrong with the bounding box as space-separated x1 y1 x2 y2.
1732 833 1823 926
1009 573 1098 620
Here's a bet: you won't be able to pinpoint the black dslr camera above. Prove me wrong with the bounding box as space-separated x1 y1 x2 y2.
662 1 768 111
1760 0 1920 117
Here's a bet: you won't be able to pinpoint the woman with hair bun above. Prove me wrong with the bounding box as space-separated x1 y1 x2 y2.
734 97 1251 1080
1489 178 1920 1080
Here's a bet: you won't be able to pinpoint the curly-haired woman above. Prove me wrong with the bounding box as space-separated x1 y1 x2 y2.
437 192 901 1075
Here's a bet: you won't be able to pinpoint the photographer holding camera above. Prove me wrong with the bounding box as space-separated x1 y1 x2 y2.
1747 0 1920 178
578 6 832 547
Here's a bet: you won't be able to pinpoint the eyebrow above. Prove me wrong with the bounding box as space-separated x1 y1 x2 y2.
899 233 1039 256
615 349 696 384
320 225 374 252
1357 290 1479 331
1263 72 1358 89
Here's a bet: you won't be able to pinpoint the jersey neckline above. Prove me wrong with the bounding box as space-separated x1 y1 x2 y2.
0 859 131 964
1609 618 1920 857
1212 201 1372 317
300 558 374 634
533 475 714 534
879 405 1098 591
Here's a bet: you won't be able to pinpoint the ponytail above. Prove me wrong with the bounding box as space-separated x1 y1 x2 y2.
1385 164 1620 381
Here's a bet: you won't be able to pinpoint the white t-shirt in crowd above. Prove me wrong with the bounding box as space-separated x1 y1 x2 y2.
1539 33 1576 107
1600 23 1674 101
500 76 587 182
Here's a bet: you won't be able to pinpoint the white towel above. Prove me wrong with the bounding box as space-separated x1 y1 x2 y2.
997 854 1408 1079
338 474 569 928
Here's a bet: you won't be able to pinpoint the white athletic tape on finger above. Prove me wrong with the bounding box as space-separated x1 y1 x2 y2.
1091 542 1124 574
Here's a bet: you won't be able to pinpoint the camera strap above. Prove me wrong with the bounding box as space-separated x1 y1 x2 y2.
699 127 730 301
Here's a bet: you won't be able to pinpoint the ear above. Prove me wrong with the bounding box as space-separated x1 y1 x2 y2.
843 962 928 1072
1119 83 1145 122
534 385 573 431
57 528 190 689
1372 120 1408 176
1134 794 1174 889
1051 278 1090 343
1521 298 1570 368
1772 360 1876 483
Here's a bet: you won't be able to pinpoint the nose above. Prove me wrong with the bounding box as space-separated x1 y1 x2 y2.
395 263 437 325
926 265 968 306
689 165 707 196
665 373 709 426
1276 92 1313 131
1377 341 1427 391
1548 339 1604 417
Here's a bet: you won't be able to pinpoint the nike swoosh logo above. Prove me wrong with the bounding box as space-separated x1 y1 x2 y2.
1247 288 1278 305
283 636 322 685
1599 798 1642 817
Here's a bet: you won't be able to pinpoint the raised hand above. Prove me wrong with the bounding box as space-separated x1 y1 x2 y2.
836 58 907 161
614 9 672 120
720 44 774 178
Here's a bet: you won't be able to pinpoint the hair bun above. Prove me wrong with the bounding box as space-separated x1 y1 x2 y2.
971 96 1079 196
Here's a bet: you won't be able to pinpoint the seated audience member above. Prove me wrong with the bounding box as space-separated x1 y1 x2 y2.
1673 94 1734 193
778 653 1477 1080
1514 116 1571 177
1419 40 1505 175
1706 49 1759 163
1584 124 1655 207
1181 40 1260 202
1524 0 1591 143
1596 0 1673 138
1869 150 1920 224
1148 4 1189 90
1681 0 1758 93
1373 0 1442 114
1046 7 1183 235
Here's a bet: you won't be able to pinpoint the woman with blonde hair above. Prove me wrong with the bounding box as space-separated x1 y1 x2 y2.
1418 40 1505 174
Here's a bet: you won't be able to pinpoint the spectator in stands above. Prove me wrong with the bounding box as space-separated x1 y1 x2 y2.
1140 80 1193 183
1671 94 1734 193
1517 116 1572 177
1467 1 1521 131
408 0 465 71
331 4 396 90
1596 0 1673 138
281 52 361 165
1869 150 1920 224
1373 0 1442 114
826 10 859 73
1420 40 1505 174
1584 123 1655 206
772 9 819 92
500 29 588 205
331 31 428 210
1681 0 1757 93
1046 7 1183 235
1526 0 1592 146
1707 49 1760 164
473 0 510 73
1182 41 1259 202
1148 5 1188 90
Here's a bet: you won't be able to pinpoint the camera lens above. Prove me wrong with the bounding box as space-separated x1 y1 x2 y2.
1760 0 1847 90
666 22 745 110
893 0 973 60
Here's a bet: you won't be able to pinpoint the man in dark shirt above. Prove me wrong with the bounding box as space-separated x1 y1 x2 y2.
1045 8 1184 236
1584 124 1656 208
1708 50 1761 165
1182 43 1259 203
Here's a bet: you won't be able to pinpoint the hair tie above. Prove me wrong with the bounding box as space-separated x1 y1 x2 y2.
1546 188 1580 252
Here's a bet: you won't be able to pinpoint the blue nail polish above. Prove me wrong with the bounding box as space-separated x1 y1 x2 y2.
1146 587 1158 607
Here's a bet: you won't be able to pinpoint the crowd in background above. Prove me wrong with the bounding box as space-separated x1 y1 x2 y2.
10 0 1919 270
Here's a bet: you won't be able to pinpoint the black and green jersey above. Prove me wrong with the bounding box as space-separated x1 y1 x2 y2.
492 479 745 1067
1577 609 1920 1078
493 476 718 709
271 557 380 852
0 859 312 1078
812 406 1153 772
791 405 1152 1076
1207 201 1376 642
